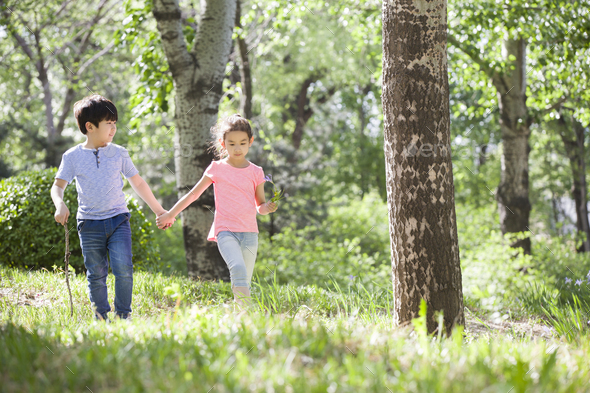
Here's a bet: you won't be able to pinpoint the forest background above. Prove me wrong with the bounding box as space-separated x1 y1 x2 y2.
1 0 590 390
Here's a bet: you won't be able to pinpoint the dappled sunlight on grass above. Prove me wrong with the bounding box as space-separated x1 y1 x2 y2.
2 266 590 392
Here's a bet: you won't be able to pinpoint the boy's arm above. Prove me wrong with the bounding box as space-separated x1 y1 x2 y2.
128 174 166 216
255 183 278 215
51 178 70 225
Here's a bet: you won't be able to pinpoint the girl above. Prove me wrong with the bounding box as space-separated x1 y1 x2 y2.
156 114 278 307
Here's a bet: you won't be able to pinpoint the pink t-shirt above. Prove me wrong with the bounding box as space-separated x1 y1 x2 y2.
204 159 266 242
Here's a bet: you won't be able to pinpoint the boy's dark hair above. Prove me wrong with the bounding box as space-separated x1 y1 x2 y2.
73 95 118 134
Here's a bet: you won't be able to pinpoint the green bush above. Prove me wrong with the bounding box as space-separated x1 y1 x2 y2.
455 204 536 312
255 191 391 290
516 235 590 339
525 235 590 303
0 168 160 272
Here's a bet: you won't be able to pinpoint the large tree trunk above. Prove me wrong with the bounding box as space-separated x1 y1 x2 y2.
447 33 533 255
382 0 464 334
291 76 315 151
556 114 590 252
288 76 334 164
235 0 252 119
153 0 236 280
492 38 532 254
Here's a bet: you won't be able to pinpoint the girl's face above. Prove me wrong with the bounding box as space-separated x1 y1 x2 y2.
221 130 254 159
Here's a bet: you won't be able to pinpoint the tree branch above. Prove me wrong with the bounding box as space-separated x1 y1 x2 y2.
55 85 76 136
4 113 45 148
9 29 36 61
528 96 575 125
447 32 497 81
75 0 109 58
542 96 569 114
243 13 275 52
152 0 193 79
76 40 115 76
46 24 95 63
38 0 75 30
190 0 237 77
235 0 252 118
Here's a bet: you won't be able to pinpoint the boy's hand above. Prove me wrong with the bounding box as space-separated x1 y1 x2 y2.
156 211 175 230
54 203 70 225
266 201 278 213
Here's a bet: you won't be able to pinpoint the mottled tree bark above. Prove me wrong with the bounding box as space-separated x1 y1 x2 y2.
382 0 464 333
235 0 252 119
493 38 532 254
153 0 236 281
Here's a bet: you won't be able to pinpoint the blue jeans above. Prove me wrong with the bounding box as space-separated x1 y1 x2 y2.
77 212 133 320
217 231 258 289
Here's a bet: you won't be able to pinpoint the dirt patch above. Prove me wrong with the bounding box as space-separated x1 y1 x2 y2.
465 314 555 340
0 286 55 308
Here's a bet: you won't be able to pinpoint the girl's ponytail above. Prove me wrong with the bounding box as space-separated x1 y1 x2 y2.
208 114 253 160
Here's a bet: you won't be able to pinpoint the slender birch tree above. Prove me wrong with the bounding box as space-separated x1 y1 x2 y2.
382 0 465 333
152 0 236 280
448 31 533 254
447 0 590 254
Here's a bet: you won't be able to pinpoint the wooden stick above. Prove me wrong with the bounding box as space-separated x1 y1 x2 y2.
64 225 73 317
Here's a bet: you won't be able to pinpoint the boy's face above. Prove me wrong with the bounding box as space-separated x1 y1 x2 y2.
221 131 254 159
86 119 116 147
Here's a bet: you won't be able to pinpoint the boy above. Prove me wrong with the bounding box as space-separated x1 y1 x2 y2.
51 94 172 321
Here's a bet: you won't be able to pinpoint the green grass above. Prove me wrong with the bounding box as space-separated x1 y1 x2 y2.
2 266 590 392
519 282 590 342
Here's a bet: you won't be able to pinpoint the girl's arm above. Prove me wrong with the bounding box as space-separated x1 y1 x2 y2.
156 175 213 228
255 182 278 215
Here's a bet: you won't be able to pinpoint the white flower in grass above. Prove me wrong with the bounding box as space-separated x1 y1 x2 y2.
575 279 582 286
565 277 573 284
542 326 553 335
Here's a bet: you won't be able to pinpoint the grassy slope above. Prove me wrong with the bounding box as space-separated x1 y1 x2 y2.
1 267 590 393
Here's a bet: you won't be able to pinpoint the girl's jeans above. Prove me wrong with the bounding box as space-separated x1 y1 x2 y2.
216 231 258 289
77 212 133 320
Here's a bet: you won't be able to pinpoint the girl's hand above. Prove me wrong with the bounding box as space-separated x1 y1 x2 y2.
266 201 278 213
156 211 175 230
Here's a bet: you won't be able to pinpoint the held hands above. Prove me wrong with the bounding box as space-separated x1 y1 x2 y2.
54 203 70 225
156 211 176 230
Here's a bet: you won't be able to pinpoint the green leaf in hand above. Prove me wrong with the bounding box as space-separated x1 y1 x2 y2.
264 174 285 203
